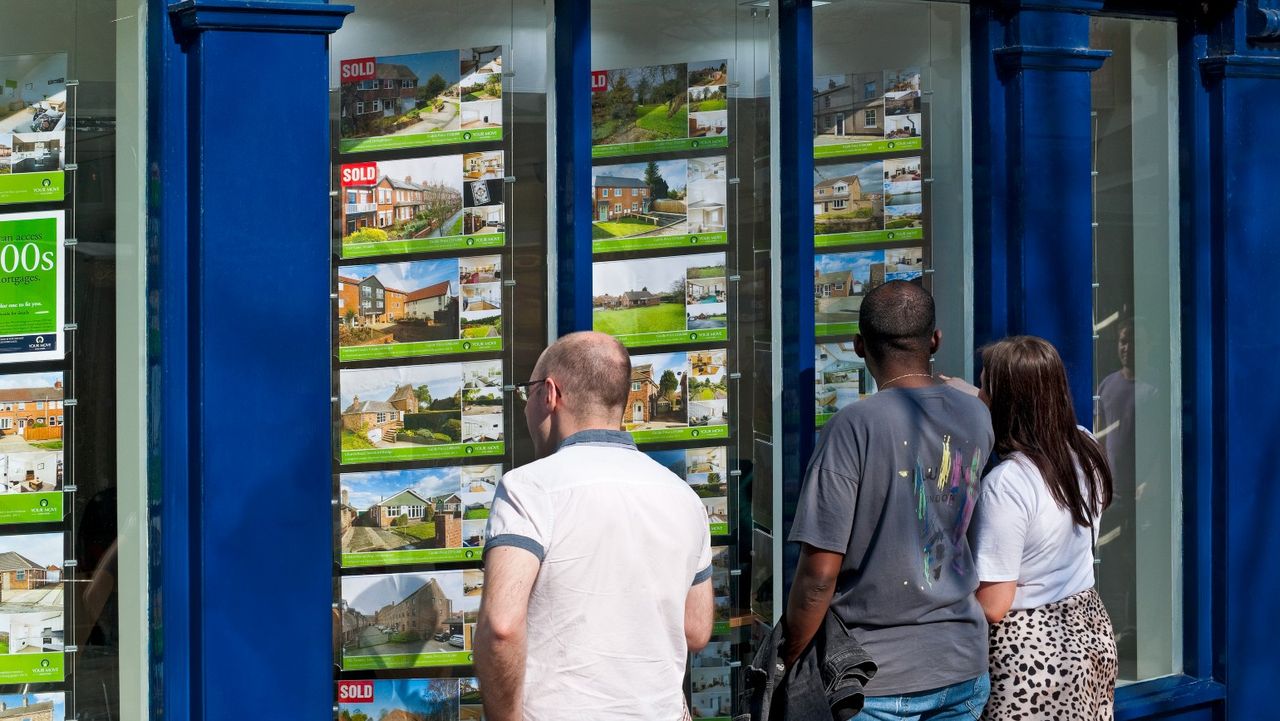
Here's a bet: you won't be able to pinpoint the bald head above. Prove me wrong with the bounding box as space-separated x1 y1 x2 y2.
859 280 935 361
534 331 632 422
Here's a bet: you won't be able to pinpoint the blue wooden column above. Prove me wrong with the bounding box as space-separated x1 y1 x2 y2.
1197 3 1280 716
152 2 350 719
552 0 593 336
971 0 1109 418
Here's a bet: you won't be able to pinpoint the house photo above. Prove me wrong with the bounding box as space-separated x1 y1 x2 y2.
339 364 466 454
592 255 688 338
0 532 63 657
339 50 462 146
592 62 689 148
0 532 60 591
337 678 459 721
0 373 65 444
812 71 885 145
815 341 865 417
339 155 466 249
591 159 687 240
688 350 729 428
813 160 884 236
625 352 689 431
0 693 62 721
813 250 887 327
337 259 460 357
340 570 480 667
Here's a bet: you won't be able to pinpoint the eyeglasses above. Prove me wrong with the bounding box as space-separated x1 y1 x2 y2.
514 378 548 403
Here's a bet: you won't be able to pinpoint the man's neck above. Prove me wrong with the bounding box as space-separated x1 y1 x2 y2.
870 360 935 390
546 417 622 452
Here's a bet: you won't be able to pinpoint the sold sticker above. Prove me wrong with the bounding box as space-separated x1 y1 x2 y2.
340 162 379 187
337 680 374 702
591 70 608 93
340 57 376 84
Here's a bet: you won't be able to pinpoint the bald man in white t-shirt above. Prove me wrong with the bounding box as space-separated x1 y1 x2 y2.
474 331 714 721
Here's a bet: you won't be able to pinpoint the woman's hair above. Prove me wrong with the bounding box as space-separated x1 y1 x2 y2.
981 336 1114 528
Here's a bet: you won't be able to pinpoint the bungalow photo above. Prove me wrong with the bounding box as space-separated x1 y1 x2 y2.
339 569 481 669
686 156 728 235
338 464 500 563
591 159 688 241
885 247 925 282
813 249 887 330
0 532 63 657
813 160 884 237
0 693 62 720
815 342 866 418
884 156 923 229
340 50 462 143
337 259 459 357
0 53 68 156
0 372 66 451
339 363 466 454
624 351 689 431
592 62 689 148
811 71 884 145
339 155 471 250
688 350 729 429
337 678 461 721
883 67 922 116
592 252 725 340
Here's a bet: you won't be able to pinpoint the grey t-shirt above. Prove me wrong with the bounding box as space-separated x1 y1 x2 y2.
790 384 994 695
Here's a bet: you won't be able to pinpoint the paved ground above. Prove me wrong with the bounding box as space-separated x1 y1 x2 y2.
0 435 40 453
345 525 414 553
347 626 454 657
398 102 459 135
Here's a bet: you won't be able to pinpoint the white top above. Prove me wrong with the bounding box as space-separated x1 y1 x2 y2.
485 430 713 721
969 450 1099 611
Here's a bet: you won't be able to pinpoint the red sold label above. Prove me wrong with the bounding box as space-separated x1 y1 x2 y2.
340 162 379 187
340 57 376 83
338 681 375 702
591 70 608 93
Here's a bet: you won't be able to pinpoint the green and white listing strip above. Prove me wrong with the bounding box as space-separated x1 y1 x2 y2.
343 546 485 568
615 327 727 349
593 231 727 255
0 172 64 206
814 226 924 248
0 492 62 525
592 135 729 159
709 521 729 536
816 322 860 338
629 424 729 445
342 441 504 466
341 232 504 259
0 653 64 684
816 413 835 428
339 128 503 154
344 650 472 671
814 136 922 159
339 337 502 362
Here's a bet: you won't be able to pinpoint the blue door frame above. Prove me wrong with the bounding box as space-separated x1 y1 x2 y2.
147 0 1275 719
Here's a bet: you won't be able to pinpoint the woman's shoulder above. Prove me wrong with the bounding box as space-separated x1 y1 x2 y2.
984 454 1044 496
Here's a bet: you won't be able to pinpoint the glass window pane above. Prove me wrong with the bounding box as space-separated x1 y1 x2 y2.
1090 15 1182 684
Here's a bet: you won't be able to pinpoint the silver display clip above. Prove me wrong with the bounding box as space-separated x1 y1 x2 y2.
502 279 517 287
729 568 743 577
922 268 936 275
64 323 78 332
729 470 742 477
64 398 78 407
64 238 78 247
330 396 339 403
65 80 80 87
63 560 78 569
729 178 741 185
64 485 77 493
504 175 517 184
64 163 78 172
728 275 741 282
502 385 516 393
329 293 338 300
64 645 79 654
729 372 742 380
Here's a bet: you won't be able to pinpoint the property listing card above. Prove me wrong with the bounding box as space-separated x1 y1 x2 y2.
591 59 729 158
339 569 484 670
813 247 924 337
623 348 729 445
813 67 923 159
0 532 64 684
338 47 503 153
645 446 729 535
0 371 64 524
0 53 68 205
592 252 727 348
812 156 924 247
590 156 728 253
337 678 483 721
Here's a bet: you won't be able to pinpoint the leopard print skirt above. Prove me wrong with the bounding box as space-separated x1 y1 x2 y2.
983 587 1118 721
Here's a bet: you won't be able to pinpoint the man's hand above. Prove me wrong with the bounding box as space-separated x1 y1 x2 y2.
474 546 541 721
781 544 843 667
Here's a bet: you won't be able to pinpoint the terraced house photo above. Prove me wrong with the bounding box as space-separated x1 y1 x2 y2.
340 155 476 251
0 373 65 449
339 465 499 563
339 569 483 669
0 693 61 721
812 71 884 145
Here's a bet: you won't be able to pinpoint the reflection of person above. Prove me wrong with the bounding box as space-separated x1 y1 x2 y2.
474 332 713 721
783 281 995 719
969 336 1118 719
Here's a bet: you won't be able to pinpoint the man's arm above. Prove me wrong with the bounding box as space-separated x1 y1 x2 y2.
975 580 1017 624
474 546 541 721
780 544 844 666
685 579 714 652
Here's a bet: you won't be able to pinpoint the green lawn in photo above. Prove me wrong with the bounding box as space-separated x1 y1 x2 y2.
31 440 63 450
341 430 377 450
635 103 688 139
690 98 728 112
886 217 922 229
692 388 719 401
449 217 465 235
464 508 490 520
687 264 726 279
593 303 684 336
395 522 437 541
592 219 660 239
0 637 8 654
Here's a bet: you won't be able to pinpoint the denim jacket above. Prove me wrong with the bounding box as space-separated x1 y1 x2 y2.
738 610 877 721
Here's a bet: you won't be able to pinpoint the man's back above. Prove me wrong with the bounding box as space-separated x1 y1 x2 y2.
790 384 994 695
486 431 711 720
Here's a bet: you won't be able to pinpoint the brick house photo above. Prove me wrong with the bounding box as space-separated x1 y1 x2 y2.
340 570 482 668
813 160 885 236
591 159 689 242
0 374 65 443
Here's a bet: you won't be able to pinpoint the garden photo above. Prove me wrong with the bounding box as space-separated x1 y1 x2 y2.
340 570 480 668
624 352 690 431
592 159 688 241
592 62 689 147
338 465 498 560
337 259 459 356
592 255 688 337
815 341 865 417
688 350 728 428
339 50 463 142
339 155 467 249
688 84 727 113
339 363 465 453
813 249 886 328
813 160 885 236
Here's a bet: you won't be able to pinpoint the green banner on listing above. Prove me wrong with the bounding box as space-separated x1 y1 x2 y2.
709 521 730 537
615 327 728 349
343 546 485 568
593 231 728 255
816 322 860 338
814 136 922 159
339 337 502 362
0 172 64 205
342 441 504 466
630 425 729 445
341 232 504 259
0 653 64 684
344 650 473 671
339 128 503 154
814 227 924 248
816 413 835 428
592 135 729 159
0 492 62 525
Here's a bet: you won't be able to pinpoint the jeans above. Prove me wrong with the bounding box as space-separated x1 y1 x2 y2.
856 674 990 721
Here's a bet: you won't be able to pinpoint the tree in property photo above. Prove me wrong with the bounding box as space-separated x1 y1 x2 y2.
659 369 679 399
415 384 433 410
644 160 670 199
421 73 448 105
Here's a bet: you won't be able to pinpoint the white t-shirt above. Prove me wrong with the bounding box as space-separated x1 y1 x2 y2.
484 430 713 721
969 451 1099 611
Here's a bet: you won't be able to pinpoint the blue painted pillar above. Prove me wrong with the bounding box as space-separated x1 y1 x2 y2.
972 0 1108 418
155 2 350 720
552 0 593 336
1198 4 1280 714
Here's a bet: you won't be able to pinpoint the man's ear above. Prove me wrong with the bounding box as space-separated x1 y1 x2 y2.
853 334 866 359
930 329 942 356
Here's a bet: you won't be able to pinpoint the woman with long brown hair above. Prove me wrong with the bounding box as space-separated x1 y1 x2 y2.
968 336 1118 720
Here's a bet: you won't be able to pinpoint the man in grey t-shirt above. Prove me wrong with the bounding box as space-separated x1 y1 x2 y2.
783 281 994 720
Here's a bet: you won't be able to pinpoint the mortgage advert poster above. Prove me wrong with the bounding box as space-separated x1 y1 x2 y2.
0 211 64 363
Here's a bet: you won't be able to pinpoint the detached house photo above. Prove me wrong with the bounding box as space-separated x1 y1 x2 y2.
339 364 471 456
813 249 888 327
625 352 689 431
813 159 885 236
339 49 463 146
337 258 465 360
